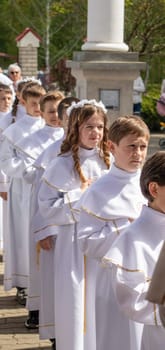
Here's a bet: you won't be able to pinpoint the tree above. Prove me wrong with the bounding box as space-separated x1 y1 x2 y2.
0 0 164 84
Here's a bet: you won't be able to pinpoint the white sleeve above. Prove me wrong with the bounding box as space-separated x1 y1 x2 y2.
112 265 162 326
38 177 82 227
0 138 33 178
77 208 127 259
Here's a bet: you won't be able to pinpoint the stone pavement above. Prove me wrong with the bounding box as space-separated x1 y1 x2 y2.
0 250 52 350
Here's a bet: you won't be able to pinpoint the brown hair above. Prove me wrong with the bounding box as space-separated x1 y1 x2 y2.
0 83 12 95
40 91 64 112
108 115 150 144
60 103 110 183
22 83 45 101
57 96 80 120
140 151 165 202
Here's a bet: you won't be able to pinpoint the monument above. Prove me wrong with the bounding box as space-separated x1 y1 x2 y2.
67 0 146 123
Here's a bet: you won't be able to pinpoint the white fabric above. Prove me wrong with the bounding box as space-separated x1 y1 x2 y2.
103 205 165 350
28 138 63 340
20 126 64 312
2 114 45 145
35 147 109 350
0 115 44 290
78 164 146 350
34 136 64 170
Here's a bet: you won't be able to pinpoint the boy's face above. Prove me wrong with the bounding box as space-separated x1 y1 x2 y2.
149 183 165 214
0 91 12 112
110 134 148 172
41 100 60 127
23 96 41 117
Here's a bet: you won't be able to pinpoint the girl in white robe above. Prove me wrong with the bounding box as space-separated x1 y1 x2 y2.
35 99 111 350
78 116 150 350
102 151 165 350
0 83 46 293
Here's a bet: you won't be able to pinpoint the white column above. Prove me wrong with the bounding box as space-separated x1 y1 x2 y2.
82 0 128 52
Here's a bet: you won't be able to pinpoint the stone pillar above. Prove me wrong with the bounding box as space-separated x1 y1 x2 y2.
82 0 128 52
67 0 146 124
16 28 41 78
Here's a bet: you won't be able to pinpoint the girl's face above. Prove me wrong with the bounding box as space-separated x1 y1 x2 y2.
78 112 104 149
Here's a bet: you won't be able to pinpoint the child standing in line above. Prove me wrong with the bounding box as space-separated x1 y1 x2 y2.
0 83 13 116
78 116 150 350
0 80 37 260
102 151 165 350
35 99 110 350
0 83 45 299
0 84 13 250
15 91 64 329
28 96 79 347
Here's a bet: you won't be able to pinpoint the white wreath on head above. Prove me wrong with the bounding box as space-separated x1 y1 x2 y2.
66 99 107 117
16 77 42 86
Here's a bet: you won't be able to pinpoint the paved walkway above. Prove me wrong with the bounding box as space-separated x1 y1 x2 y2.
0 250 51 350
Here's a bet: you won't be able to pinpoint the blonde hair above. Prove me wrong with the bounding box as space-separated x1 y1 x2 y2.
109 115 150 144
60 103 110 183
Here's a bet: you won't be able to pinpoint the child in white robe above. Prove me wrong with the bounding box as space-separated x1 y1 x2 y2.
0 83 45 299
35 99 111 350
28 96 79 345
102 151 165 350
78 116 150 350
16 91 64 329
0 84 13 250
0 80 35 289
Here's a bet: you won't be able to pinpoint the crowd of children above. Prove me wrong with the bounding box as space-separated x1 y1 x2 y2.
0 72 165 350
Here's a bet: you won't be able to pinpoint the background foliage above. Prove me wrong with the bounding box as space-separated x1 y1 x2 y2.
0 0 164 129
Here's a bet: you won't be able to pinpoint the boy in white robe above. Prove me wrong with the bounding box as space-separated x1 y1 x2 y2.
78 116 150 350
102 151 165 350
16 91 64 329
28 96 79 346
0 83 45 300
35 99 111 350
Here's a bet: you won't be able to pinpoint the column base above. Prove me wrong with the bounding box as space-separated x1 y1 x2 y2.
81 41 129 52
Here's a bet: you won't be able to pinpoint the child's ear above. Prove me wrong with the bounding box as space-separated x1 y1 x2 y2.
148 182 158 199
21 98 26 106
108 140 115 154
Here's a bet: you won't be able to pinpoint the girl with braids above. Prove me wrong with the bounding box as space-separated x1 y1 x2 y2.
35 99 110 350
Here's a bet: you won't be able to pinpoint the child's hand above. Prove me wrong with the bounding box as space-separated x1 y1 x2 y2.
39 236 54 250
0 192 7 200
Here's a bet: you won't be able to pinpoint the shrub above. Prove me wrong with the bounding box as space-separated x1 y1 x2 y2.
141 84 163 132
